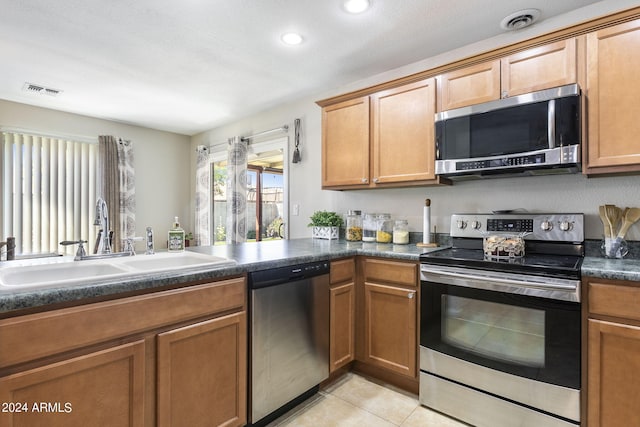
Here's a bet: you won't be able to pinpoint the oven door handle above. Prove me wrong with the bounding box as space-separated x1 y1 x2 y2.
421 266 580 298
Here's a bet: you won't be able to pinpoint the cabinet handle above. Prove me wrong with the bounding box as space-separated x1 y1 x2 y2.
408 292 415 299
361 178 368 183
373 177 379 183
501 90 508 99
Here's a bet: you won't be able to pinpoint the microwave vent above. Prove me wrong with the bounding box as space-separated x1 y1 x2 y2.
500 9 540 31
22 82 62 97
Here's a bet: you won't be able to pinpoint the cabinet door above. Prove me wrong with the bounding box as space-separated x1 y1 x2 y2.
437 60 500 111
157 312 247 427
330 282 356 373
588 319 640 427
321 96 370 188
363 282 417 378
0 340 145 427
586 20 640 172
501 38 577 97
371 79 437 184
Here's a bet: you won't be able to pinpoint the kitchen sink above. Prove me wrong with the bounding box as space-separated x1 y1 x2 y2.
117 251 236 272
0 251 236 290
0 261 131 288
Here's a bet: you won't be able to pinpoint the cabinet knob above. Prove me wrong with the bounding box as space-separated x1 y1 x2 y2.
373 177 379 183
361 178 368 183
408 292 415 299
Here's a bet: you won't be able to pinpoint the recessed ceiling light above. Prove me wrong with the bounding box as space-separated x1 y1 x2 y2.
281 32 303 45
343 0 370 14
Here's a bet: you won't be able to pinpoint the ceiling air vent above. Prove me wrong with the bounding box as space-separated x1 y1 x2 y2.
500 9 540 31
22 82 62 97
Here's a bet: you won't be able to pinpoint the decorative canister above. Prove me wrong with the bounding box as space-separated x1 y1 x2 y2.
376 214 393 243
363 213 377 242
393 220 410 244
346 210 363 241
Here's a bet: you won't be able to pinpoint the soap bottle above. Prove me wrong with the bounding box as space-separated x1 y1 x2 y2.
168 217 185 252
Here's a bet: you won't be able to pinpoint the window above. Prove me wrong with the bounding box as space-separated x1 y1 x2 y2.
0 131 98 256
210 137 288 244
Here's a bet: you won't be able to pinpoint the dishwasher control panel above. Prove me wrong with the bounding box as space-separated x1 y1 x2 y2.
249 261 330 289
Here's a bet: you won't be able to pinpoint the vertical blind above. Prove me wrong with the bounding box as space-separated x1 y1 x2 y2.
1 132 98 256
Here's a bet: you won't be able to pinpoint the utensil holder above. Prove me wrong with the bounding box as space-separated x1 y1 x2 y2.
601 237 629 259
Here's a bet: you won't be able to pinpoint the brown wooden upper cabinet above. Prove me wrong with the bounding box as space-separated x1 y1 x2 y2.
437 38 578 111
320 78 444 190
584 19 640 174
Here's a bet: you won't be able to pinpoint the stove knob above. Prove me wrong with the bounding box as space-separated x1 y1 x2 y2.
560 220 573 231
540 220 554 231
456 220 467 230
471 220 482 230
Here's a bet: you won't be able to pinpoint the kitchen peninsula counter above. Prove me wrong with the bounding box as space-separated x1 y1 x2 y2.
2 238 638 315
0 238 438 315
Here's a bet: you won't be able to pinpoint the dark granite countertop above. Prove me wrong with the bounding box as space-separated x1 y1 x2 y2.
581 257 640 282
2 238 638 316
0 238 440 315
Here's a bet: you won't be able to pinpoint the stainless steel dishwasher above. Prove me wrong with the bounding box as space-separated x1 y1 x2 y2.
249 260 330 426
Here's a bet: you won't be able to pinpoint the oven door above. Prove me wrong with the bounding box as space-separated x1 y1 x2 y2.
420 265 581 423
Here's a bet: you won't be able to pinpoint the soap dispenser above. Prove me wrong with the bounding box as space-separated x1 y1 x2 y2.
168 217 185 252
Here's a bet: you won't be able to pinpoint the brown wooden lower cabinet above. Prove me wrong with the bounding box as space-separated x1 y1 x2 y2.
0 277 247 427
362 282 417 378
0 340 146 427
157 312 247 427
586 277 640 427
330 282 356 372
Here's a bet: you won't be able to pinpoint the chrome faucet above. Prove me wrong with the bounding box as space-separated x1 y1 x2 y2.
94 198 112 254
145 227 155 255
0 237 16 261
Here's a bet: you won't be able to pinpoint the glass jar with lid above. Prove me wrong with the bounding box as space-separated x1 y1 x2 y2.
362 213 377 242
376 214 393 243
393 220 410 244
346 210 363 241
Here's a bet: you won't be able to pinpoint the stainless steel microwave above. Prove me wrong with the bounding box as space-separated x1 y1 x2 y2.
435 84 581 180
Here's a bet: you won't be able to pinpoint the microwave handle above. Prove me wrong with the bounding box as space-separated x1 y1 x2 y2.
548 99 556 149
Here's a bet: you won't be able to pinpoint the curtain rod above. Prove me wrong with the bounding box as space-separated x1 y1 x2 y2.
241 125 289 142
196 124 289 153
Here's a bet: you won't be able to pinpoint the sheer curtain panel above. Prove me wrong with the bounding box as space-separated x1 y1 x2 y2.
0 131 98 256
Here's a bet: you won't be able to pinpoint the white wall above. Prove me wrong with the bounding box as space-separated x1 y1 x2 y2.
0 99 192 245
191 0 640 241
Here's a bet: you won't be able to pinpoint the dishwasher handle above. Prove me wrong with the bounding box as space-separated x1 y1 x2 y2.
249 261 330 289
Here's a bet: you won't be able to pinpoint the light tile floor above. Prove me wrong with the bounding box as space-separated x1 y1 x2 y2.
267 373 470 427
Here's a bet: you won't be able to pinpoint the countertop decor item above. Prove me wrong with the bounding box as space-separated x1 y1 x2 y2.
418 198 438 248
599 205 639 258
309 210 342 240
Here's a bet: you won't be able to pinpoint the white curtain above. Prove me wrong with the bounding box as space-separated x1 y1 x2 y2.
118 139 136 242
226 136 247 244
194 147 211 246
98 135 135 252
1 131 98 255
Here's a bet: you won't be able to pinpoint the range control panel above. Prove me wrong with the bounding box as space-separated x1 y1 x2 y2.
450 213 584 242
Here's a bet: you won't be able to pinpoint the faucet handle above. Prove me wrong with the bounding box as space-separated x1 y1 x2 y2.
60 240 87 260
123 237 144 255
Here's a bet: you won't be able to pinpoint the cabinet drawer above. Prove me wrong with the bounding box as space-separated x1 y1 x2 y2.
362 258 417 287
0 277 246 369
589 280 640 321
331 258 355 285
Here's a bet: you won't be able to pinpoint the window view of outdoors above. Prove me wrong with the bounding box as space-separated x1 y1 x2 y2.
212 148 284 243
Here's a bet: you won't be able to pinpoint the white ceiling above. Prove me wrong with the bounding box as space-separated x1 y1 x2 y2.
0 0 629 136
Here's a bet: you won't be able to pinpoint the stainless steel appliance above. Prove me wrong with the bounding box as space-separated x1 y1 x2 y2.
435 84 581 180
420 213 584 427
249 261 330 426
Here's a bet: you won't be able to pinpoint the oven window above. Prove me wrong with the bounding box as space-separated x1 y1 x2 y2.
442 295 545 368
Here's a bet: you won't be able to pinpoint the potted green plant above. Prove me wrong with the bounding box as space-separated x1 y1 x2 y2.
308 210 343 240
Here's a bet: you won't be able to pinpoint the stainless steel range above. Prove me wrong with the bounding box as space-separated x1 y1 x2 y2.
419 213 584 427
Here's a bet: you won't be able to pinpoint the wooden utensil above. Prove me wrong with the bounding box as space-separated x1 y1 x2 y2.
605 204 623 238
617 207 640 239
599 205 610 238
